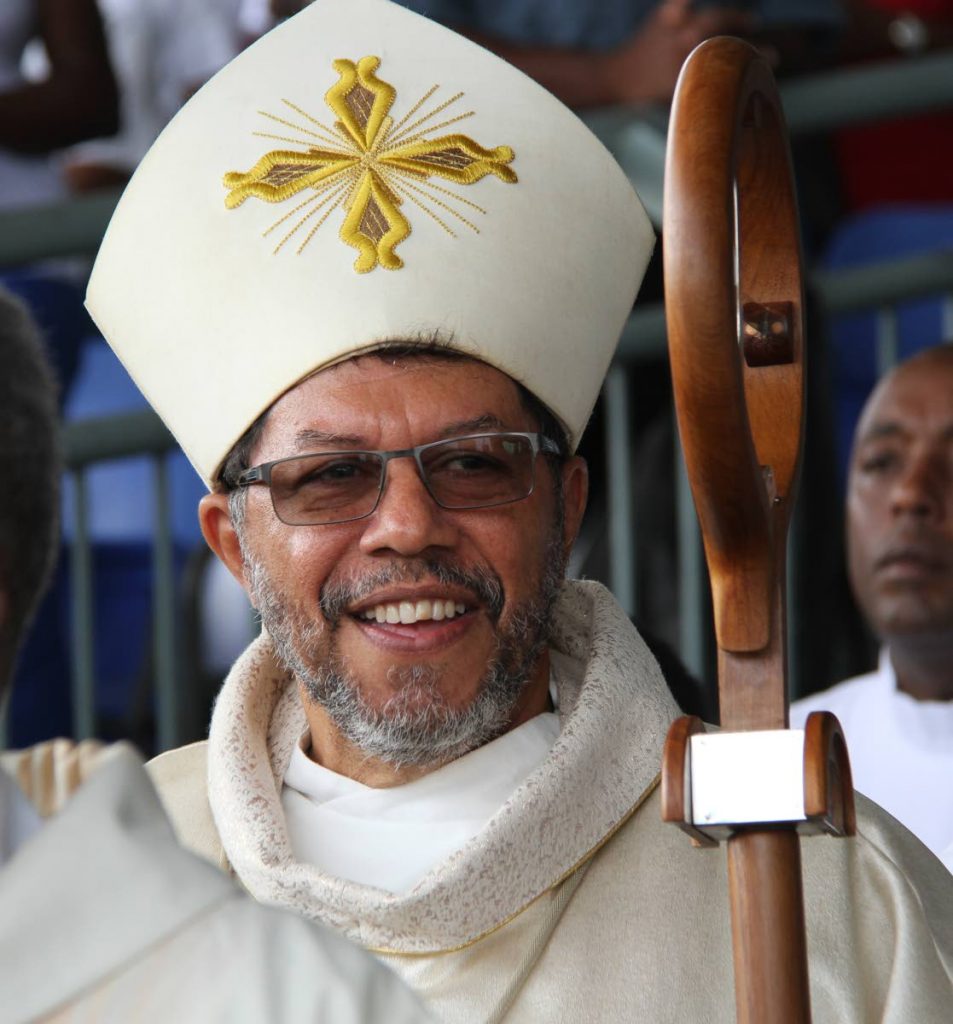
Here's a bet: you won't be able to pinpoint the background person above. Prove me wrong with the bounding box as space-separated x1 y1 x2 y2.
61 0 245 195
792 343 953 867
0 0 119 404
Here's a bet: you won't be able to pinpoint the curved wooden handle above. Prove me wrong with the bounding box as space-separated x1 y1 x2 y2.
661 39 815 1024
663 36 805 655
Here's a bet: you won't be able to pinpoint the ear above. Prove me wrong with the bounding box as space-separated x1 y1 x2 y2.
559 456 589 558
199 492 250 593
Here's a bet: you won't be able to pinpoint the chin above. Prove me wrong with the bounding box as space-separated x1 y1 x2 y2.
878 611 953 641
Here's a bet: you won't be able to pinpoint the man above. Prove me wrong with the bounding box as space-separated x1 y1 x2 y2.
0 285 428 1022
86 1 953 1019
792 344 953 869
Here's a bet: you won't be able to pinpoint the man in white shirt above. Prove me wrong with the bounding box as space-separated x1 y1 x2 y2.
86 2 953 1019
0 285 429 1023
792 344 953 865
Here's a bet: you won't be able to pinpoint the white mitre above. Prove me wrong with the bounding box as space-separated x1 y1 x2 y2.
86 0 654 488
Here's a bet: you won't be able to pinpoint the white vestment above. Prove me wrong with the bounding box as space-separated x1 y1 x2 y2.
149 581 953 1023
283 706 560 893
791 648 953 863
0 741 428 1023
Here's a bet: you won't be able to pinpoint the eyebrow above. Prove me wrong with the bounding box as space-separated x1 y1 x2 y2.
291 414 511 451
293 428 365 449
856 423 907 444
436 414 509 437
858 421 953 444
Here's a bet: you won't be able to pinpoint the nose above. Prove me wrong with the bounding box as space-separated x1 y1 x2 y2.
890 453 947 523
358 455 458 556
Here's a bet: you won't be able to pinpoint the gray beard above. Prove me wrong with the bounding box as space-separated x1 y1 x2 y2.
245 545 564 770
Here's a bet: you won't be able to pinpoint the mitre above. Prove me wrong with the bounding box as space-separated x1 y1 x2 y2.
86 0 654 487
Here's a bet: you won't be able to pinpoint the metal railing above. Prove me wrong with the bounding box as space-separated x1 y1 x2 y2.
2 51 952 746
600 250 953 687
62 413 184 749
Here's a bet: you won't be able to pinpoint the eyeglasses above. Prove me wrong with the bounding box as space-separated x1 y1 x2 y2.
235 431 561 526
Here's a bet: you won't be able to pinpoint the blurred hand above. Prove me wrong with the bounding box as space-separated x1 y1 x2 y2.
602 0 757 104
63 160 130 194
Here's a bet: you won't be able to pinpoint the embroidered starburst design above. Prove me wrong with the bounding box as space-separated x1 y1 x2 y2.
223 55 517 272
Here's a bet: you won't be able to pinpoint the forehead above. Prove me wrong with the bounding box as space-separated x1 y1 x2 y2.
256 354 528 454
854 354 953 448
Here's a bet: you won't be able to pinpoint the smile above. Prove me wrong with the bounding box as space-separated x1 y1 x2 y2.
358 598 468 624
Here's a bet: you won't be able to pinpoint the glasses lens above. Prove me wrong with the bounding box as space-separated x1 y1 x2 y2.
421 434 535 509
270 452 384 525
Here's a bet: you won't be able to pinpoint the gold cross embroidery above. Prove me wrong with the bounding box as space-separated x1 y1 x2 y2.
223 56 517 273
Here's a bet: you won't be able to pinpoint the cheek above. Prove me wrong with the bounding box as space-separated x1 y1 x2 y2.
846 486 881 544
487 516 554 593
263 528 355 599
845 500 874 577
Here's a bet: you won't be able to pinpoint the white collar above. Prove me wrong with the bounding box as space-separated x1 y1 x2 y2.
282 708 560 892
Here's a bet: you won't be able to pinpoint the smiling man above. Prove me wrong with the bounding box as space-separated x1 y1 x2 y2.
793 344 953 870
84 0 953 1019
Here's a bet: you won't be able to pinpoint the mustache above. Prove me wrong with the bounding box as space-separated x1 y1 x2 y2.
319 558 505 624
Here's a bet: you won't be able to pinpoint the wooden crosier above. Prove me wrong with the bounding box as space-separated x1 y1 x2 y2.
660 37 855 1024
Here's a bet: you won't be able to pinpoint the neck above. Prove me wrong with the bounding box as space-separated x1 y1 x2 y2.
888 636 953 701
300 654 553 787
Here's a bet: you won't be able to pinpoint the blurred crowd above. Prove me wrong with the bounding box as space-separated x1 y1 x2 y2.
4 0 951 404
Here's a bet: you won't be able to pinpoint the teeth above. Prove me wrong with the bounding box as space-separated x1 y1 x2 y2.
360 598 468 625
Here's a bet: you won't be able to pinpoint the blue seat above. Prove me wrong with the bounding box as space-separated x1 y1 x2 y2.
823 205 953 489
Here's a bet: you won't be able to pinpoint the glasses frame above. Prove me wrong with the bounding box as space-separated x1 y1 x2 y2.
234 431 562 526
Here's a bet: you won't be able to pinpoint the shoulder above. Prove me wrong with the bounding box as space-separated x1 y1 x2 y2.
577 784 953 1019
196 899 431 1022
0 738 110 816
147 741 225 869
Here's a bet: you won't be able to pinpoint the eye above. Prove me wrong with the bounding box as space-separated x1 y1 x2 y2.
857 448 901 475
305 461 360 481
429 450 507 475
283 454 379 491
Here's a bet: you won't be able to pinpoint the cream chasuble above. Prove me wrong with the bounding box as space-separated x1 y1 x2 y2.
149 580 953 1023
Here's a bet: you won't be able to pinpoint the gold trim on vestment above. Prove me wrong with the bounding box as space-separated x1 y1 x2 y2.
366 773 662 957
